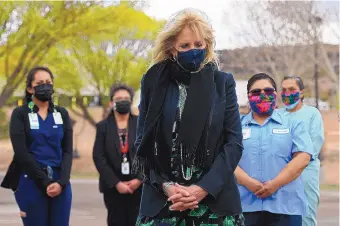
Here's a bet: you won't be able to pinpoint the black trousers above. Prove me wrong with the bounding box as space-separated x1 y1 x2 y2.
244 211 302 226
103 188 141 226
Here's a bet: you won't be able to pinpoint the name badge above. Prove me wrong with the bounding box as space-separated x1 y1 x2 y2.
242 128 251 139
272 128 290 134
121 162 130 175
53 112 63 125
28 113 39 129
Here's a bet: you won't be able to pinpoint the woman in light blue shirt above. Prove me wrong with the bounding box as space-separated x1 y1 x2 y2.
235 73 314 226
280 75 324 226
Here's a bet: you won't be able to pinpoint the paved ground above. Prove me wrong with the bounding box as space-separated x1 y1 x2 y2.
0 177 338 226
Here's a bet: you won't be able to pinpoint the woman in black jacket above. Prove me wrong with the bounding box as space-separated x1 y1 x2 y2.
93 84 143 226
134 9 244 226
1 66 73 226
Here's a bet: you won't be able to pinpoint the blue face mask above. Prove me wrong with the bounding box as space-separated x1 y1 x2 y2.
285 99 300 110
177 49 206 72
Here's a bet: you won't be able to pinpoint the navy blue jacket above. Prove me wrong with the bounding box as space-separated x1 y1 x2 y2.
136 63 243 217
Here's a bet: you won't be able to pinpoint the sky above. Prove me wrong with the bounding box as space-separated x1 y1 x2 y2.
144 0 340 50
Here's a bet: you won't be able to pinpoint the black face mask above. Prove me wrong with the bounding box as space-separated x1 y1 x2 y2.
115 100 131 114
33 84 53 102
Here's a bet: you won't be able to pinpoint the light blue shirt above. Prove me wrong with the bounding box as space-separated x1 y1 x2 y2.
277 105 324 162
278 105 324 225
238 109 314 216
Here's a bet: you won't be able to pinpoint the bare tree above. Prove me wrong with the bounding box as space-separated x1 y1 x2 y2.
265 1 339 106
222 1 339 106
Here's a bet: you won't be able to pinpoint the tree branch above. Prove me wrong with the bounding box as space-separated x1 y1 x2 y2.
76 98 97 128
69 107 86 118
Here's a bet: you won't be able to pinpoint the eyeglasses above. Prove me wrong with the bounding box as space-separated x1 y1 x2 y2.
248 88 275 96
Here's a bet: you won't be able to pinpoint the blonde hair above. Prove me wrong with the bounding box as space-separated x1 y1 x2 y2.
152 8 219 68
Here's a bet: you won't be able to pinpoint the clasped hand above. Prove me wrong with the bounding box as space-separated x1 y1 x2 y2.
46 182 62 198
246 178 280 199
116 179 142 194
165 183 208 212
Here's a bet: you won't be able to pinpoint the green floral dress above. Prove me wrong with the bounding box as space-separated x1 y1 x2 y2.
136 204 245 226
136 84 245 226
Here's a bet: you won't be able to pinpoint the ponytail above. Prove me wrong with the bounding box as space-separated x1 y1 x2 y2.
25 90 33 104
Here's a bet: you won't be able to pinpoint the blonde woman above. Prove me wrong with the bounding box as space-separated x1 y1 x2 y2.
133 9 244 226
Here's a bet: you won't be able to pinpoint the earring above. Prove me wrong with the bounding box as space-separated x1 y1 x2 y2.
171 55 177 62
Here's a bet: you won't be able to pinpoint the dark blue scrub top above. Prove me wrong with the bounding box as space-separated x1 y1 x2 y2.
30 112 64 167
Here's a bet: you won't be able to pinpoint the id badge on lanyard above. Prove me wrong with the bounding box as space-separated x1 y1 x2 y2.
120 133 130 175
29 113 39 129
53 112 63 125
28 102 39 129
121 160 130 175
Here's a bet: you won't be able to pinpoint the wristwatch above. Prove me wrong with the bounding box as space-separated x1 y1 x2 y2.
162 181 175 195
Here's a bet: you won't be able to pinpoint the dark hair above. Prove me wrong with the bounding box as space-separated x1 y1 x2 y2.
282 75 305 90
282 75 305 101
25 66 54 103
247 73 277 93
110 83 134 101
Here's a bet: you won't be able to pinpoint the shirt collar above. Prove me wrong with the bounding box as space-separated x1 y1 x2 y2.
270 110 283 125
281 104 306 116
243 110 283 126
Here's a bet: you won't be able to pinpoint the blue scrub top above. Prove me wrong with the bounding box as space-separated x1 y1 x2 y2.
30 112 64 167
277 105 324 221
277 105 324 161
238 109 313 216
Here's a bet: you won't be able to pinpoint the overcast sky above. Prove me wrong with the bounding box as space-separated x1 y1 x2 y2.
144 0 340 50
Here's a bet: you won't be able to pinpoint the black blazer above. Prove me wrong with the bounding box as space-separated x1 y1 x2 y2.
93 113 142 193
136 63 244 217
1 104 73 192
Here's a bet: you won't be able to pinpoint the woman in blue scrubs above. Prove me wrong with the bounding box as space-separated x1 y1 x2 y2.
280 75 324 226
1 66 73 226
235 73 313 226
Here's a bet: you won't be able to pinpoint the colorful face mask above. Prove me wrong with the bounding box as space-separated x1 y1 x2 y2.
281 91 300 110
249 93 276 115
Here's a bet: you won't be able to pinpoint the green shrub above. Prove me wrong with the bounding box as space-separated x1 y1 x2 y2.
0 110 9 140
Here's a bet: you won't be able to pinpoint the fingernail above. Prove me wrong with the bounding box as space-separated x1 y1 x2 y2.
169 207 174 211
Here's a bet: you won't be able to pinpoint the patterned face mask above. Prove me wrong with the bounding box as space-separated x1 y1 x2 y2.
281 91 300 110
248 93 276 115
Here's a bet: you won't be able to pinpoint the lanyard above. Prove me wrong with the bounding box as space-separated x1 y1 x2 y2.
28 101 57 113
119 131 129 154
28 101 34 113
